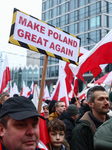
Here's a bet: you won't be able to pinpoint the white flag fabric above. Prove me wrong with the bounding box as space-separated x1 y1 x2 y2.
32 84 39 109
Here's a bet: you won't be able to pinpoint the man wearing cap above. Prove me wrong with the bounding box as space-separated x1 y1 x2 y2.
0 96 45 150
59 104 79 145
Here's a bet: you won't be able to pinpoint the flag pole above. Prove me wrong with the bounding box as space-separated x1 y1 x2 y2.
38 55 48 114
109 82 112 95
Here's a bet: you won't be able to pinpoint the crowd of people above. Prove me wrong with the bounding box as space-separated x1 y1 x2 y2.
0 85 112 150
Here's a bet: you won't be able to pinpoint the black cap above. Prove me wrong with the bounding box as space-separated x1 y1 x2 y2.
0 96 45 120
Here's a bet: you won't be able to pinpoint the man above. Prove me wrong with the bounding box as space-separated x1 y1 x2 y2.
41 102 49 124
0 92 10 104
70 86 110 150
80 98 91 117
49 101 66 121
59 104 79 145
0 96 45 150
70 97 81 109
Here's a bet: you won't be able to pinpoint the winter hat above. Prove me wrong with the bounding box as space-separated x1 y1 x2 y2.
66 104 79 116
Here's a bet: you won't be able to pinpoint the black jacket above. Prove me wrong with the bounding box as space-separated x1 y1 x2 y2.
70 111 110 150
59 111 76 145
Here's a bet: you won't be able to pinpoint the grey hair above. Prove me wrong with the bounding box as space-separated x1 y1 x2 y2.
87 86 107 103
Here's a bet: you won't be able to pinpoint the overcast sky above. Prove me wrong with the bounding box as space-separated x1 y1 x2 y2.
0 0 42 68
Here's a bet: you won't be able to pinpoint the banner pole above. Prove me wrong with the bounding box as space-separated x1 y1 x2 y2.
38 55 48 114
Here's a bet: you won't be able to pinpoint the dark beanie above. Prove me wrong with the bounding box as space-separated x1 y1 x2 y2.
71 97 79 104
66 104 79 116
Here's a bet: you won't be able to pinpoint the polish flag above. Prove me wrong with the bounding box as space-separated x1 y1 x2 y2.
10 82 19 97
69 29 112 83
79 47 88 56
32 84 40 109
94 71 112 85
72 77 78 97
78 88 89 100
39 113 50 148
20 81 31 97
58 68 69 107
43 86 50 101
51 61 70 107
13 83 19 95
51 79 60 100
30 81 35 94
0 55 11 94
50 47 88 103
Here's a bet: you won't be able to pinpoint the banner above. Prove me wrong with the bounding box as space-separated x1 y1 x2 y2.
9 8 80 65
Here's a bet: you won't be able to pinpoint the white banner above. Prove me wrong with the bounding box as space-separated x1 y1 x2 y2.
10 9 80 64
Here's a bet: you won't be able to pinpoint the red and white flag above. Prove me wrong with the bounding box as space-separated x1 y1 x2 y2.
69 29 112 83
50 60 72 107
32 84 40 109
43 85 50 101
13 83 19 95
30 81 35 94
0 55 11 94
94 71 112 85
20 81 31 97
72 77 78 97
79 47 88 57
51 47 89 102
78 88 89 100
10 82 19 97
39 113 50 148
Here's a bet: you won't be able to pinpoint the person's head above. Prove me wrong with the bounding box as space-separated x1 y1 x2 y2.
45 100 51 106
0 92 10 104
87 86 110 115
81 98 88 106
49 100 57 114
55 101 66 115
13 94 19 97
42 102 49 119
66 104 79 120
48 118 66 149
71 97 81 109
0 96 45 150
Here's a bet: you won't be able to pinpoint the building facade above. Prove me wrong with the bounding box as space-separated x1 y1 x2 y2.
40 0 112 92
10 65 39 92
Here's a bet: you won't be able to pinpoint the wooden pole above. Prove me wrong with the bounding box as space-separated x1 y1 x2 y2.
109 82 112 95
38 55 48 114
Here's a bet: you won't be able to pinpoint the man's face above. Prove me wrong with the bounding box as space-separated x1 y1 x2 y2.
49 130 65 148
89 91 110 114
43 106 49 119
0 117 39 150
56 102 66 115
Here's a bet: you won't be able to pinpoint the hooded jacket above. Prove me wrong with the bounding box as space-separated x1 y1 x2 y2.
59 111 76 145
